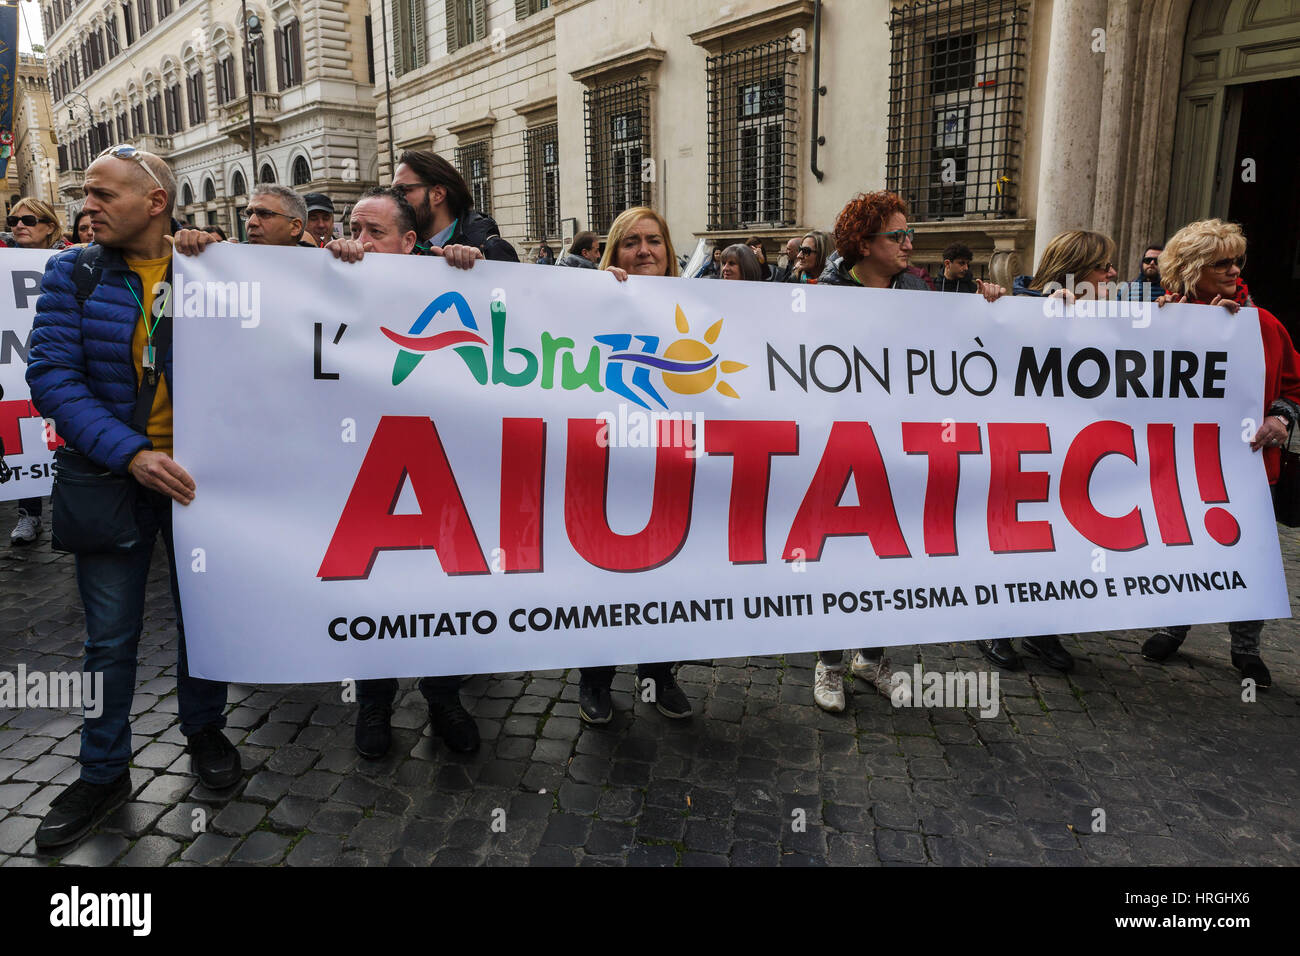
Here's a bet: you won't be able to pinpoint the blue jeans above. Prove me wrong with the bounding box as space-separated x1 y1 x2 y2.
73 486 227 783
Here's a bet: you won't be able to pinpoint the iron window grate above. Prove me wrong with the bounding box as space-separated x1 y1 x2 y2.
887 0 1028 222
584 76 652 234
525 123 560 240
455 140 492 217
706 37 799 231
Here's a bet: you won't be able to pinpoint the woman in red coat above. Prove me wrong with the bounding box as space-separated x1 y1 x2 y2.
1142 219 1300 689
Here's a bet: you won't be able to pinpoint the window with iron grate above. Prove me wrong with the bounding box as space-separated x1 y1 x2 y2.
706 38 798 230
455 141 492 217
887 0 1027 222
584 77 652 234
525 123 560 239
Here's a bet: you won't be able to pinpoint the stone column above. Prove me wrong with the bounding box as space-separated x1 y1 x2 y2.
1032 0 1109 267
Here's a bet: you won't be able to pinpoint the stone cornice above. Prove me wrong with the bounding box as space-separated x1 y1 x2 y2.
513 91 557 120
687 0 816 52
570 42 665 85
446 113 497 138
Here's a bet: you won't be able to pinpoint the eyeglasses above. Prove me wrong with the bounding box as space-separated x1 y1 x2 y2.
1209 254 1246 272
870 228 916 244
796 246 817 257
391 183 429 199
6 215 51 228
240 205 297 222
1141 256 1159 264
98 144 166 191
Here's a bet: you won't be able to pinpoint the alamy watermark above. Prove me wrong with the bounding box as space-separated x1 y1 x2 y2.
170 270 262 327
596 403 706 458
0 665 104 718
891 664 1000 718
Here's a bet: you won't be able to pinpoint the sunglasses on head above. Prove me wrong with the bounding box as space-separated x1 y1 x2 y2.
98 144 167 191
6 215 50 228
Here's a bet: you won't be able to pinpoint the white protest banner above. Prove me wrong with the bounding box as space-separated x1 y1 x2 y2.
173 244 1288 683
0 249 59 501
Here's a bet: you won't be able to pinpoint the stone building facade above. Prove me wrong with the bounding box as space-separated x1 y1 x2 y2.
372 0 1300 333
12 53 62 214
41 0 380 236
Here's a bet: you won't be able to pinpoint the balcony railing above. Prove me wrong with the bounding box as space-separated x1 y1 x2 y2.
218 93 281 149
134 134 174 153
58 168 86 197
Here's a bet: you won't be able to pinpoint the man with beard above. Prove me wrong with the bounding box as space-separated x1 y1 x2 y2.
390 150 518 264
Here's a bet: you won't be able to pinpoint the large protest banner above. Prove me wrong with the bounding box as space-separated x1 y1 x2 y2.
0 249 58 501
173 245 1288 683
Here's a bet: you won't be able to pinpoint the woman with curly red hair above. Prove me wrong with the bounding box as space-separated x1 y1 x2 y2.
811 191 941 714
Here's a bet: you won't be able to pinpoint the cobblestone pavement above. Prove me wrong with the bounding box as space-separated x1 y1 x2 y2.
1 498 1297 867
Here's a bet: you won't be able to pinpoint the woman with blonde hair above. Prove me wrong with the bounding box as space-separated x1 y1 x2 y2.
1155 217 1254 309
1142 219 1300 689
1013 229 1118 300
580 204 692 725
3 197 68 252
6 198 68 546
599 206 679 279
980 229 1125 674
793 230 833 284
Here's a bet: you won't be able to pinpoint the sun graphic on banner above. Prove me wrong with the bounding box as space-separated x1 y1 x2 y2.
660 306 747 399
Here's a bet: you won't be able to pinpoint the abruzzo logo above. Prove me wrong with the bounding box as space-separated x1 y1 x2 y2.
380 291 747 409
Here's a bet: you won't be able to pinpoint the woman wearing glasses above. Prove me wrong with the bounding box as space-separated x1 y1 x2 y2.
1140 219 1300 689
6 198 69 546
1012 229 1118 301
976 229 1124 673
807 192 928 713
793 231 832 284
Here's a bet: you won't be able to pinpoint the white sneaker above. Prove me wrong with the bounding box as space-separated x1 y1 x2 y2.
9 511 40 546
852 652 910 705
813 661 846 713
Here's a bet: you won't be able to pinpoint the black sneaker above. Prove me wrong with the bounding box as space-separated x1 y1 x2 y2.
426 694 480 753
187 726 242 789
1232 653 1271 690
1142 630 1183 662
355 701 393 758
579 681 613 724
1021 635 1075 672
654 674 693 719
35 773 131 850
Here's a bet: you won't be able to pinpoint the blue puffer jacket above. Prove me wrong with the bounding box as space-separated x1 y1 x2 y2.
26 246 167 474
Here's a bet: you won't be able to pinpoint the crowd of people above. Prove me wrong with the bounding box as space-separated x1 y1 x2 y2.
7 141 1298 852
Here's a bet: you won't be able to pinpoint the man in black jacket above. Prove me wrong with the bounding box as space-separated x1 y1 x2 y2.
391 150 518 263
935 242 978 294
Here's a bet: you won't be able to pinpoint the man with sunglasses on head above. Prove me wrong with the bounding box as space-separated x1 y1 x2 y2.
25 145 240 850
391 149 518 264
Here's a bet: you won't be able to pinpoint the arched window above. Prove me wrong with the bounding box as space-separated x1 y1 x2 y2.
259 162 276 184
231 169 247 196
181 182 194 206
292 155 311 186
203 177 216 201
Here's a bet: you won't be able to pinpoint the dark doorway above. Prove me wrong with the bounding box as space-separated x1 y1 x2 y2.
1228 76 1300 340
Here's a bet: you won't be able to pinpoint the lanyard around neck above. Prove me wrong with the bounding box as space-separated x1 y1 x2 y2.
125 277 170 341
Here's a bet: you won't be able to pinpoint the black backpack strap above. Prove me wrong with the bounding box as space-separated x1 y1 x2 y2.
73 244 105 307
